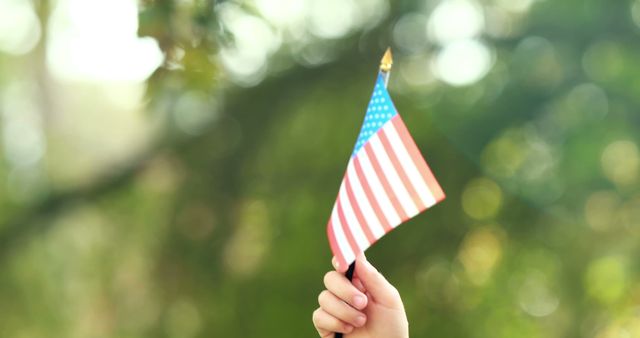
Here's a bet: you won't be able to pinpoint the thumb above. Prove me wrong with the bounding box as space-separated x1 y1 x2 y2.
354 253 403 308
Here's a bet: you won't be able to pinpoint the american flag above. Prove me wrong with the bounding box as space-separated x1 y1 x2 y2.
327 74 445 268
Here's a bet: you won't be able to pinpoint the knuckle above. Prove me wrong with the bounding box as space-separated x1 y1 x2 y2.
318 290 330 306
389 286 401 298
312 308 321 324
323 271 334 287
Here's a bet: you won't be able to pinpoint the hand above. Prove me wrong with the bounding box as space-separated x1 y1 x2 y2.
312 253 409 338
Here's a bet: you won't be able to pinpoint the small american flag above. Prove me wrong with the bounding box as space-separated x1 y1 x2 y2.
327 74 445 268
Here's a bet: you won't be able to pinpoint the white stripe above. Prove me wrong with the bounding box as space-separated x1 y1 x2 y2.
331 206 355 264
338 181 369 250
346 160 385 238
369 134 419 217
383 123 437 208
357 149 401 227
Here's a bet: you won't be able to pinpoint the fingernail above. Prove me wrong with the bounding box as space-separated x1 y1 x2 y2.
355 315 366 327
353 295 366 309
344 325 354 333
333 257 340 270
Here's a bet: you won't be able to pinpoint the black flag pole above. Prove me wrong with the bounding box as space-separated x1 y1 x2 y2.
335 47 393 338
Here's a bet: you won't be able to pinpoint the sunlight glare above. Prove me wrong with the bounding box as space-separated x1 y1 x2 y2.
428 0 484 44
433 39 492 86
0 0 41 55
47 0 163 82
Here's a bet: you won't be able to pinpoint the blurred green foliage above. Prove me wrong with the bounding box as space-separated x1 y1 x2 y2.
1 0 640 337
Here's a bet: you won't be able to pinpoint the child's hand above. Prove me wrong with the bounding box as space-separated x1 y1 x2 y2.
312 253 409 338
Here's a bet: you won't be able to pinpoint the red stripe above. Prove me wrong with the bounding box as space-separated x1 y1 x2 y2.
353 157 393 232
327 219 347 270
391 116 445 202
335 196 361 256
378 128 427 212
344 173 376 244
363 143 409 222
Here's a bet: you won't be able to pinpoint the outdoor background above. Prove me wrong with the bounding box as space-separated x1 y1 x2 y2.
1 0 639 337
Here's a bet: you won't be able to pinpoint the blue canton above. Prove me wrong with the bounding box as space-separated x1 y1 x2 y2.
352 74 398 157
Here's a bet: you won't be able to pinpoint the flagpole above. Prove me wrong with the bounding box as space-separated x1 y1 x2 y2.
335 47 393 338
380 47 393 87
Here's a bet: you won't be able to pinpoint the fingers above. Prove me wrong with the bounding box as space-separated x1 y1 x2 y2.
312 308 354 337
323 271 368 310
332 256 347 273
318 290 367 328
354 253 403 308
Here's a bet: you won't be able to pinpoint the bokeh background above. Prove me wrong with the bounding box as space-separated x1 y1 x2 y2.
1 0 640 337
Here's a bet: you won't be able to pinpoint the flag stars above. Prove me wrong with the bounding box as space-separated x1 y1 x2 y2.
352 75 398 156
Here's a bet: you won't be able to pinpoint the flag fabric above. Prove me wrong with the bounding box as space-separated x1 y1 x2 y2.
327 74 445 269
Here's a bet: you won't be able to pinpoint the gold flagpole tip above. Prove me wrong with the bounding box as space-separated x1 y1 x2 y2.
380 47 393 72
